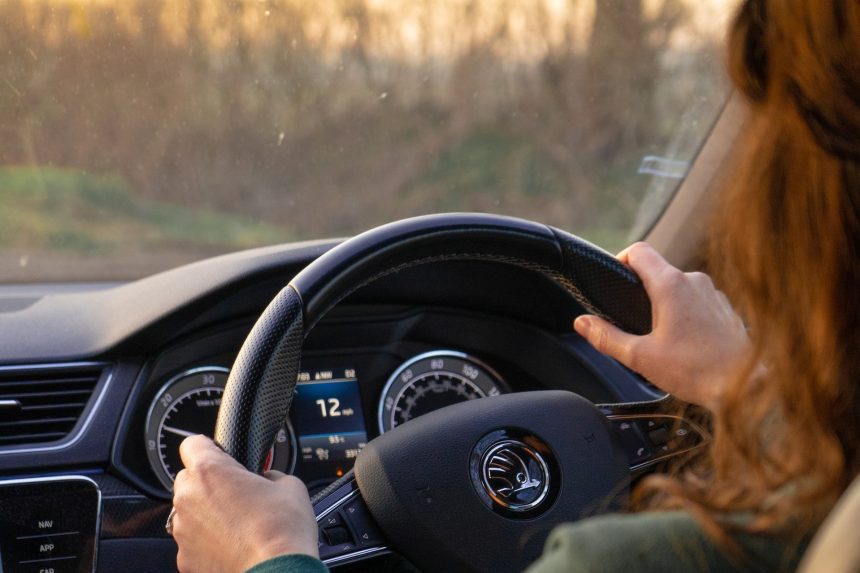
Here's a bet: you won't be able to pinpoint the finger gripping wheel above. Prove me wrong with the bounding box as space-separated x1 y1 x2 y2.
551 229 650 334
214 213 651 473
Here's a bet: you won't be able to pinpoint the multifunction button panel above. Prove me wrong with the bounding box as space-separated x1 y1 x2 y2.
318 492 385 562
313 478 388 567
609 415 708 470
0 477 100 573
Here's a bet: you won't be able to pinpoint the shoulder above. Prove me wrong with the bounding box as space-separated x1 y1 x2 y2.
525 512 798 573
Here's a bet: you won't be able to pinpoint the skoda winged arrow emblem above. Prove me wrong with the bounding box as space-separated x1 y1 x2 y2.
480 439 550 512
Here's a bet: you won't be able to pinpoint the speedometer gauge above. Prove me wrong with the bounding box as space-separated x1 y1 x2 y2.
378 351 505 433
144 367 296 490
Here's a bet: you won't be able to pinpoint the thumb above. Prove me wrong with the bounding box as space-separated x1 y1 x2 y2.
263 470 309 491
263 470 291 483
179 434 245 471
574 315 639 368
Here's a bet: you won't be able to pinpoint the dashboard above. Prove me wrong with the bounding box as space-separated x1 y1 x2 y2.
0 240 662 572
143 351 504 492
115 304 650 502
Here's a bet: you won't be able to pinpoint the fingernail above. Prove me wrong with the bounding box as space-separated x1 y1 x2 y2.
574 316 591 337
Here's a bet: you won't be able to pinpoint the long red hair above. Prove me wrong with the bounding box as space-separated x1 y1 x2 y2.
635 0 860 555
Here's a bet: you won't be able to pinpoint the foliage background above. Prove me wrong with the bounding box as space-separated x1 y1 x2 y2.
0 0 732 280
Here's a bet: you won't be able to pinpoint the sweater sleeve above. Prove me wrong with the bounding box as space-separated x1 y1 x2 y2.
245 554 329 573
525 511 802 573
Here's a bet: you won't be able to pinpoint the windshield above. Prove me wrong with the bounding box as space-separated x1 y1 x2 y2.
0 0 734 282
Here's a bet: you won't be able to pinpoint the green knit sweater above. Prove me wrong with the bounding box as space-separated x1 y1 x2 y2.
246 511 805 573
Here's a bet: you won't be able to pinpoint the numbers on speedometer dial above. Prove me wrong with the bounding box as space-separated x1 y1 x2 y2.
378 351 505 433
144 367 296 490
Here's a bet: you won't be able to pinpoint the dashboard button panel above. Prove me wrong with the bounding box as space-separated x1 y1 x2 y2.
0 476 100 573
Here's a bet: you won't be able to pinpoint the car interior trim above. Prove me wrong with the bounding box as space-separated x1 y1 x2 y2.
0 362 114 456
645 92 748 268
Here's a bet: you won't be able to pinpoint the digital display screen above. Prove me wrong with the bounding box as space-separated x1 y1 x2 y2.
291 367 367 485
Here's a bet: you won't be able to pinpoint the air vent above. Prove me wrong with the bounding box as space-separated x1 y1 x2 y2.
0 364 106 446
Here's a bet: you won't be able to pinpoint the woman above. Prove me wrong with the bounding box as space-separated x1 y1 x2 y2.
169 0 860 571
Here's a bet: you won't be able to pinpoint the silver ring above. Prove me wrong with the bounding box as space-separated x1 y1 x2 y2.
165 506 177 536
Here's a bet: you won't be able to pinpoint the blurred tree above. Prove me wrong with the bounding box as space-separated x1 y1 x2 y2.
0 0 719 264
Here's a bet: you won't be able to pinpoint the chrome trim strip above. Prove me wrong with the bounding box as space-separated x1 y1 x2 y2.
0 361 107 372
595 393 675 412
0 474 102 573
322 546 391 567
0 362 113 455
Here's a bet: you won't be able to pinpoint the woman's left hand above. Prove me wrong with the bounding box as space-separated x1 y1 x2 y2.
573 243 749 411
171 434 319 573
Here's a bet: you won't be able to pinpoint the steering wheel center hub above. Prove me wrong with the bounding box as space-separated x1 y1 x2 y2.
479 439 551 512
354 391 629 571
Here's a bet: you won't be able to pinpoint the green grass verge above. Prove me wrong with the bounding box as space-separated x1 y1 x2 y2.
419 129 569 208
411 128 634 252
0 167 291 254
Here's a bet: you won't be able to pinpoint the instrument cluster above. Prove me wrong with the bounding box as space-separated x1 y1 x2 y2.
143 350 507 493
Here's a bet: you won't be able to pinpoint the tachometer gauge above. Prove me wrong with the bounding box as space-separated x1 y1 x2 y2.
378 351 505 433
144 367 296 490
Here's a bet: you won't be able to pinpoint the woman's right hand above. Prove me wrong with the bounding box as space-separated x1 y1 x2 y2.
172 435 319 573
574 243 750 411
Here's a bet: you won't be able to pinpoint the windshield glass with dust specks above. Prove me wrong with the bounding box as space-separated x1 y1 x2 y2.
0 0 736 281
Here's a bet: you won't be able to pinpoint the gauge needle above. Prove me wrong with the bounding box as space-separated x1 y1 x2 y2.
162 425 198 438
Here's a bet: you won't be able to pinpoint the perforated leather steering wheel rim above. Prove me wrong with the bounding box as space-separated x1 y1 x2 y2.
214 212 651 473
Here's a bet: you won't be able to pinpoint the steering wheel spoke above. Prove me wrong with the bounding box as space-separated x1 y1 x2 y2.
312 472 390 567
599 396 711 473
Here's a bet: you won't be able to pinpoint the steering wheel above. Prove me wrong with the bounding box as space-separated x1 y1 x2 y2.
213 213 707 572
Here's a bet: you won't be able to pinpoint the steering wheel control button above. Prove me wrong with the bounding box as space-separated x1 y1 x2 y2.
322 525 351 546
343 497 384 546
646 425 670 446
319 540 356 560
320 512 343 528
318 512 356 560
637 418 704 454
611 420 652 465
